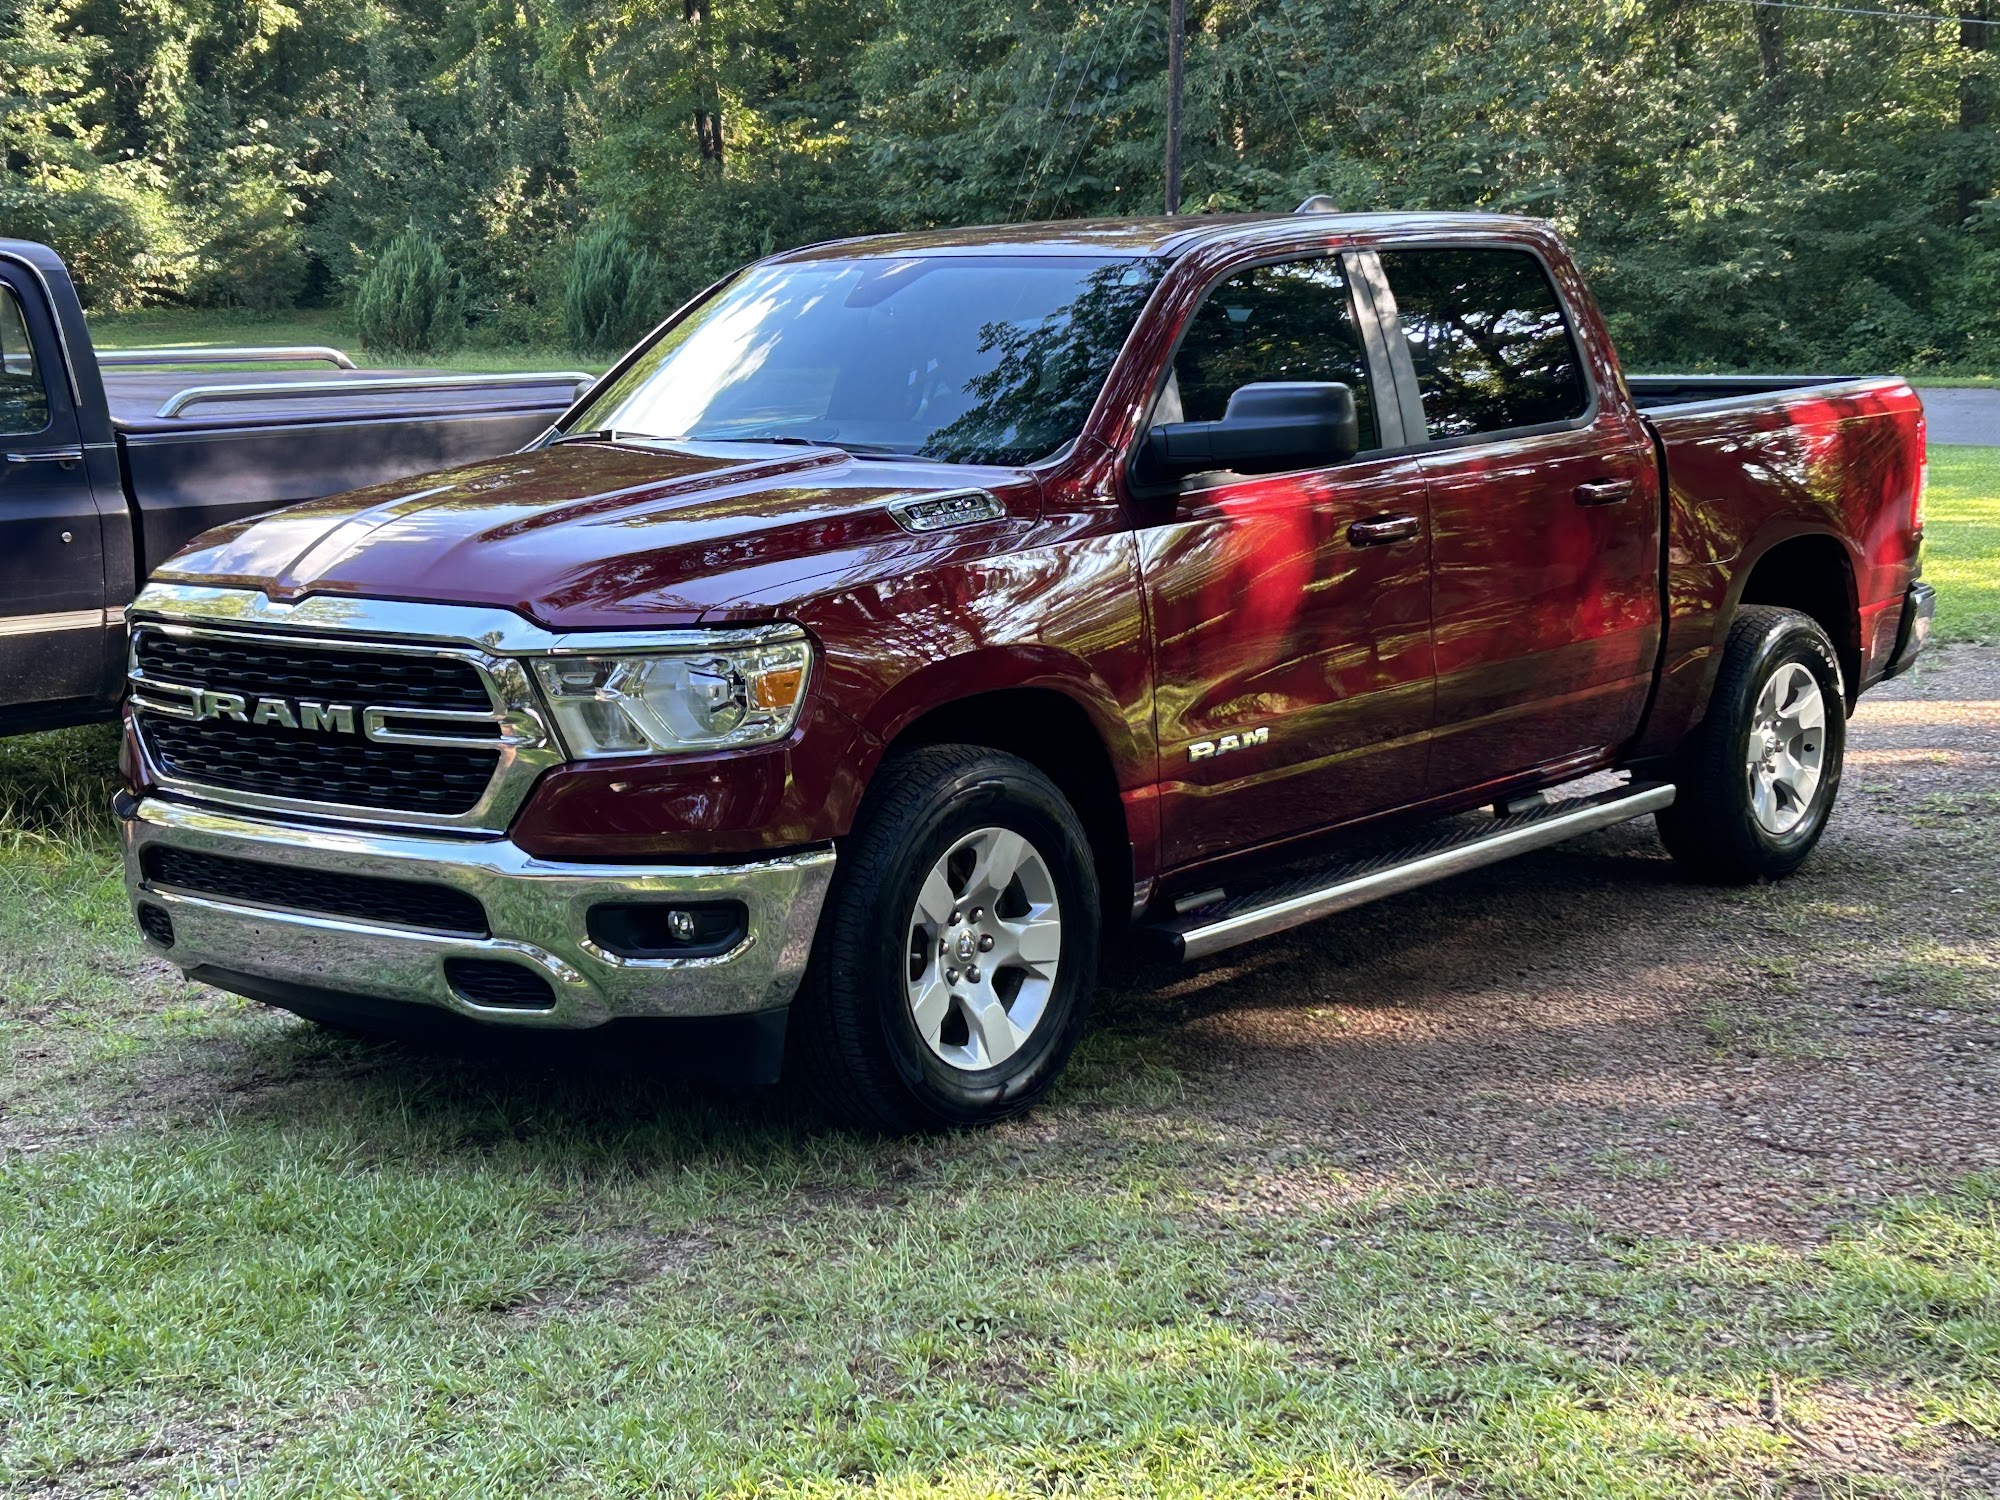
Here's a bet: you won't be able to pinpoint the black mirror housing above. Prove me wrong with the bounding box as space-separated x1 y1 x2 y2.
1141 381 1361 482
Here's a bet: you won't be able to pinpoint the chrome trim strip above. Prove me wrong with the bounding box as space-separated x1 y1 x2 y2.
1174 783 1676 961
129 582 800 657
0 606 115 638
123 797 836 1025
156 371 596 419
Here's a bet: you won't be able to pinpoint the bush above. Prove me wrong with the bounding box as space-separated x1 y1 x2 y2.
562 218 662 356
353 229 462 356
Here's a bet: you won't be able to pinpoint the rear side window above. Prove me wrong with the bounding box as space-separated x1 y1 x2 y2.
0 284 50 437
1163 257 1379 452
1379 248 1587 441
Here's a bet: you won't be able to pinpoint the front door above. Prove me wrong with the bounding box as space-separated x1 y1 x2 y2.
1372 245 1661 796
0 269 108 710
1135 253 1435 870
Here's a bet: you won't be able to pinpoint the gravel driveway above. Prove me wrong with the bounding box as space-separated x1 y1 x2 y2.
1103 644 1999 1247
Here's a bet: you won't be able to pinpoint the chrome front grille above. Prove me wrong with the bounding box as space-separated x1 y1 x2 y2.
128 620 560 831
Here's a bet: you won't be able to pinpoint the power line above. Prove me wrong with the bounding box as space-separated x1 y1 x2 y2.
1020 18 1113 222
1704 0 2000 26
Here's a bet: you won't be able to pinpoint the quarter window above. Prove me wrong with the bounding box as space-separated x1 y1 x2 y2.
1161 257 1379 453
0 284 49 438
1379 248 1587 440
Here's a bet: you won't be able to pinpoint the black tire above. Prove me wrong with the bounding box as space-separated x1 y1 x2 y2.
1656 605 1846 883
789 744 1101 1132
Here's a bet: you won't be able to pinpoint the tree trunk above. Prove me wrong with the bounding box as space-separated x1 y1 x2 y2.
685 0 723 172
1960 0 1992 224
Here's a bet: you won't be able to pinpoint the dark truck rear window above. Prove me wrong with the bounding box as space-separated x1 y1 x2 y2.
1379 248 1588 441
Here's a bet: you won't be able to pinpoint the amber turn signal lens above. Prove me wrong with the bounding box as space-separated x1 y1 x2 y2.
751 665 805 709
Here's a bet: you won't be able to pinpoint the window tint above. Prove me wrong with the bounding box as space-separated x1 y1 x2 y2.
1162 258 1378 452
1379 248 1587 440
0 285 50 438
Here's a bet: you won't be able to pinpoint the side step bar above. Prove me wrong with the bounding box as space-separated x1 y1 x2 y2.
1146 781 1676 962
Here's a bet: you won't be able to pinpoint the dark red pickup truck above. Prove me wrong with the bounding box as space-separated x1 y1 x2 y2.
117 210 1933 1129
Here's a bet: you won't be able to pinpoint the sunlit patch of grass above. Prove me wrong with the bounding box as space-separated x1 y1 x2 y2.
1868 941 2000 1012
1923 446 2000 644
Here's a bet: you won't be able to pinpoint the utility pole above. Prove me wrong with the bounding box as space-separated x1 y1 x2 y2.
1164 0 1186 214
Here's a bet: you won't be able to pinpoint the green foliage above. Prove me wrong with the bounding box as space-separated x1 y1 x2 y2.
561 217 662 355
352 229 461 356
0 0 1995 368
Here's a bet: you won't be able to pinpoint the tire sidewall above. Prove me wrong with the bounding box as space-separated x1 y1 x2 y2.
858 764 1099 1124
1717 617 1846 869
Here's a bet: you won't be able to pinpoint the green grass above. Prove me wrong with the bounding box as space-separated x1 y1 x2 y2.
85 306 600 375
1 739 1996 1494
0 437 1996 1496
1924 446 2000 643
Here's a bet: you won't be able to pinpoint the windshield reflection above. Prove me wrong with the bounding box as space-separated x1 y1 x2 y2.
572 255 1164 466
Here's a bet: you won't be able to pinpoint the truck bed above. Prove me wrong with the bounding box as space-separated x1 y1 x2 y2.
104 364 595 579
1626 373 1865 411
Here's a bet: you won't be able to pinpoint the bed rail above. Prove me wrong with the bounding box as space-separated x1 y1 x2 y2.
154 370 597 420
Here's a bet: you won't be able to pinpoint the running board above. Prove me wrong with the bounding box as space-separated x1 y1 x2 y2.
1146 781 1675 962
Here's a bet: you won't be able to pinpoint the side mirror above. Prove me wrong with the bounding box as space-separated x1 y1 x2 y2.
1140 381 1361 483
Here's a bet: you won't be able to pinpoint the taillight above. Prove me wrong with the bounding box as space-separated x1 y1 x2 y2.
1913 456 1926 535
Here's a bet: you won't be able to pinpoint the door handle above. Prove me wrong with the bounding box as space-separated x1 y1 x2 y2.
1348 514 1422 547
1574 478 1634 506
5 447 82 467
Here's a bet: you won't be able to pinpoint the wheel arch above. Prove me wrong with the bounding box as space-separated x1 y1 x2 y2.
1731 528 1861 706
866 673 1140 934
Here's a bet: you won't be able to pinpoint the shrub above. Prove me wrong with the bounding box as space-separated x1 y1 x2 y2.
562 218 662 356
353 229 462 356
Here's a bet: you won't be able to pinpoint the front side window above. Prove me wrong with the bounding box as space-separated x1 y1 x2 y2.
0 284 50 438
1379 248 1588 440
1160 257 1379 452
572 254 1165 466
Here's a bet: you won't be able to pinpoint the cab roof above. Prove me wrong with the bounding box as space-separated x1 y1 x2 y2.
774 211 1551 262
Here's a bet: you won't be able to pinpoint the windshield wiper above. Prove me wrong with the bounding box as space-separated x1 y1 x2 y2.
547 428 637 447
697 435 935 461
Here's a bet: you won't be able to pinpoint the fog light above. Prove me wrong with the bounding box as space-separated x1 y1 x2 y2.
136 902 175 948
587 899 747 960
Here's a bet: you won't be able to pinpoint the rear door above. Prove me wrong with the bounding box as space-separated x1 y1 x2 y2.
1135 251 1435 870
0 268 107 709
1371 244 1660 796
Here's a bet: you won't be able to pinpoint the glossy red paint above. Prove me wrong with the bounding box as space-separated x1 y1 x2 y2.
144 213 1928 901
1411 240 1663 795
1630 378 1925 760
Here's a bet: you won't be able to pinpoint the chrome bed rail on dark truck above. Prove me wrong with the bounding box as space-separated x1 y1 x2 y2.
0 235 596 735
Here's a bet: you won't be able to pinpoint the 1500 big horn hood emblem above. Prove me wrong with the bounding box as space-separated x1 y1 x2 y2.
192 690 356 733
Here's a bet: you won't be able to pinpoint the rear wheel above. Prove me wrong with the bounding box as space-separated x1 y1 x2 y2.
790 745 1100 1132
1657 605 1846 882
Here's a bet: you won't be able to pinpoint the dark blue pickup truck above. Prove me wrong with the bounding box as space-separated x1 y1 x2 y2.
0 238 592 734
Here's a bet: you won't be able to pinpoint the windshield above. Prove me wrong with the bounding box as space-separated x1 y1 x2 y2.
569 254 1165 466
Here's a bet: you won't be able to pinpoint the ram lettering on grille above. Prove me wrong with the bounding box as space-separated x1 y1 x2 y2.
192 690 357 734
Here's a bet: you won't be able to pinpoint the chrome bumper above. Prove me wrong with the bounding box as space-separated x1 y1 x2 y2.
121 797 835 1028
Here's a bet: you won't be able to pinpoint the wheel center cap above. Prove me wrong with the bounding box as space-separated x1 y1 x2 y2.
954 932 977 963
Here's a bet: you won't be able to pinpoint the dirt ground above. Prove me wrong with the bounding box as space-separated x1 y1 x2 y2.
1104 643 1999 1250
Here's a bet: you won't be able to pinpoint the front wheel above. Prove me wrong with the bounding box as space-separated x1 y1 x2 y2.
1656 605 1846 883
790 745 1100 1132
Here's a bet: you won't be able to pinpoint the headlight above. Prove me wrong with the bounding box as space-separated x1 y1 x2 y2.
531 627 812 758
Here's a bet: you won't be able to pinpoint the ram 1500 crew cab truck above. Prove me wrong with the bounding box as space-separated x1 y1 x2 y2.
116 210 1934 1130
0 237 590 734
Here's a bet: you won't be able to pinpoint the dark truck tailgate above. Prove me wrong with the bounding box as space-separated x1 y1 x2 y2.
104 364 593 575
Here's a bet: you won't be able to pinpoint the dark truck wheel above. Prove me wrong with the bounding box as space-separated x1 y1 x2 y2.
790 745 1100 1132
1657 605 1846 883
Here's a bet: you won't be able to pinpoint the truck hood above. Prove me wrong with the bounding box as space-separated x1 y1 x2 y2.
156 440 1038 628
